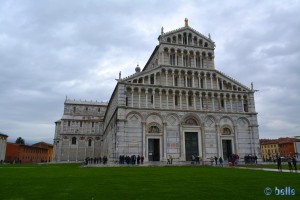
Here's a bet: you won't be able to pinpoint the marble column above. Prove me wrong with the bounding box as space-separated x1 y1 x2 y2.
145 90 148 108
138 89 141 108
165 71 168 86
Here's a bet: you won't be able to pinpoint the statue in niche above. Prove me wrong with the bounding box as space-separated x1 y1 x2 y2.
185 118 197 125
223 127 231 135
149 126 159 133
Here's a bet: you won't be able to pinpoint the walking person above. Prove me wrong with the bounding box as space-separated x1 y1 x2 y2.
167 155 171 164
277 156 282 172
137 155 141 165
214 156 218 166
219 157 223 167
292 156 297 171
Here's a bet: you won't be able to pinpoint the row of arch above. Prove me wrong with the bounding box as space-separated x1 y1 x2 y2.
162 47 214 58
126 86 249 99
126 111 251 128
128 68 247 92
125 87 249 113
164 32 212 48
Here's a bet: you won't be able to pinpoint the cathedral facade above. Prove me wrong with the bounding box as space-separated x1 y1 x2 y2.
53 19 260 163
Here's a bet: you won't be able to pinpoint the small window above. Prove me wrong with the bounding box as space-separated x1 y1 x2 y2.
174 77 178 86
88 139 92 147
73 107 76 113
68 121 70 127
72 137 77 145
244 101 248 112
126 97 128 106
98 107 100 112
80 121 83 127
92 122 94 128
187 77 192 87
150 76 154 84
175 95 178 106
151 95 154 104
188 95 193 106
221 99 224 108
85 107 88 111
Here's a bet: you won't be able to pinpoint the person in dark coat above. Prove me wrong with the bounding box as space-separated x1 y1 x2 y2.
277 156 282 171
141 155 144 164
137 155 141 164
219 157 223 167
292 156 297 171
214 156 218 165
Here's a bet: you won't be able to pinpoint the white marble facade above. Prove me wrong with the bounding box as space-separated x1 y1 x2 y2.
53 19 260 162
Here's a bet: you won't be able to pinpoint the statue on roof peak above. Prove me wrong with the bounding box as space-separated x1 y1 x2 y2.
185 18 188 27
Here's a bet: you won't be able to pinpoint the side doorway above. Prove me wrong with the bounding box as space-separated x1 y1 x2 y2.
148 139 160 161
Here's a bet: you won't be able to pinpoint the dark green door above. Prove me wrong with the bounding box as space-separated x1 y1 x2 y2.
148 139 160 161
222 140 232 161
185 132 199 161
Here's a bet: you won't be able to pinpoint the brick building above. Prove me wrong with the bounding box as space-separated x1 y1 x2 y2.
32 142 53 162
260 137 300 161
260 139 279 161
5 142 51 164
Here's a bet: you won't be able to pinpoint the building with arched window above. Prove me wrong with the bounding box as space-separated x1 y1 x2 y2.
53 19 260 163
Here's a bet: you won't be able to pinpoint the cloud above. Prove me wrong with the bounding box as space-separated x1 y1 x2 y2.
0 0 299 143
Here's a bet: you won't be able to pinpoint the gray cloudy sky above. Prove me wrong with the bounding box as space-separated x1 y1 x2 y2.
1 0 299 144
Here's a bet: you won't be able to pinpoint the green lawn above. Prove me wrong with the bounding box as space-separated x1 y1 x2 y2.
0 164 299 200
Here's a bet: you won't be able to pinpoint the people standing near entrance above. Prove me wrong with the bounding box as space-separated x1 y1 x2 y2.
169 155 173 164
287 156 293 172
214 156 218 165
219 157 223 167
292 156 297 171
277 156 282 172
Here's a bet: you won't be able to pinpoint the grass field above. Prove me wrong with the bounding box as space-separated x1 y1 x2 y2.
0 164 299 200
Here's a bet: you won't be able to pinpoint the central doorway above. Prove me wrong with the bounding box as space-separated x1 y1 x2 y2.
148 139 160 161
185 132 199 161
222 140 233 161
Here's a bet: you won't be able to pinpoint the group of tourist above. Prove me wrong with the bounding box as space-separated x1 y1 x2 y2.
244 155 258 164
209 156 224 167
119 155 144 165
84 156 108 165
277 155 297 172
209 154 239 167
